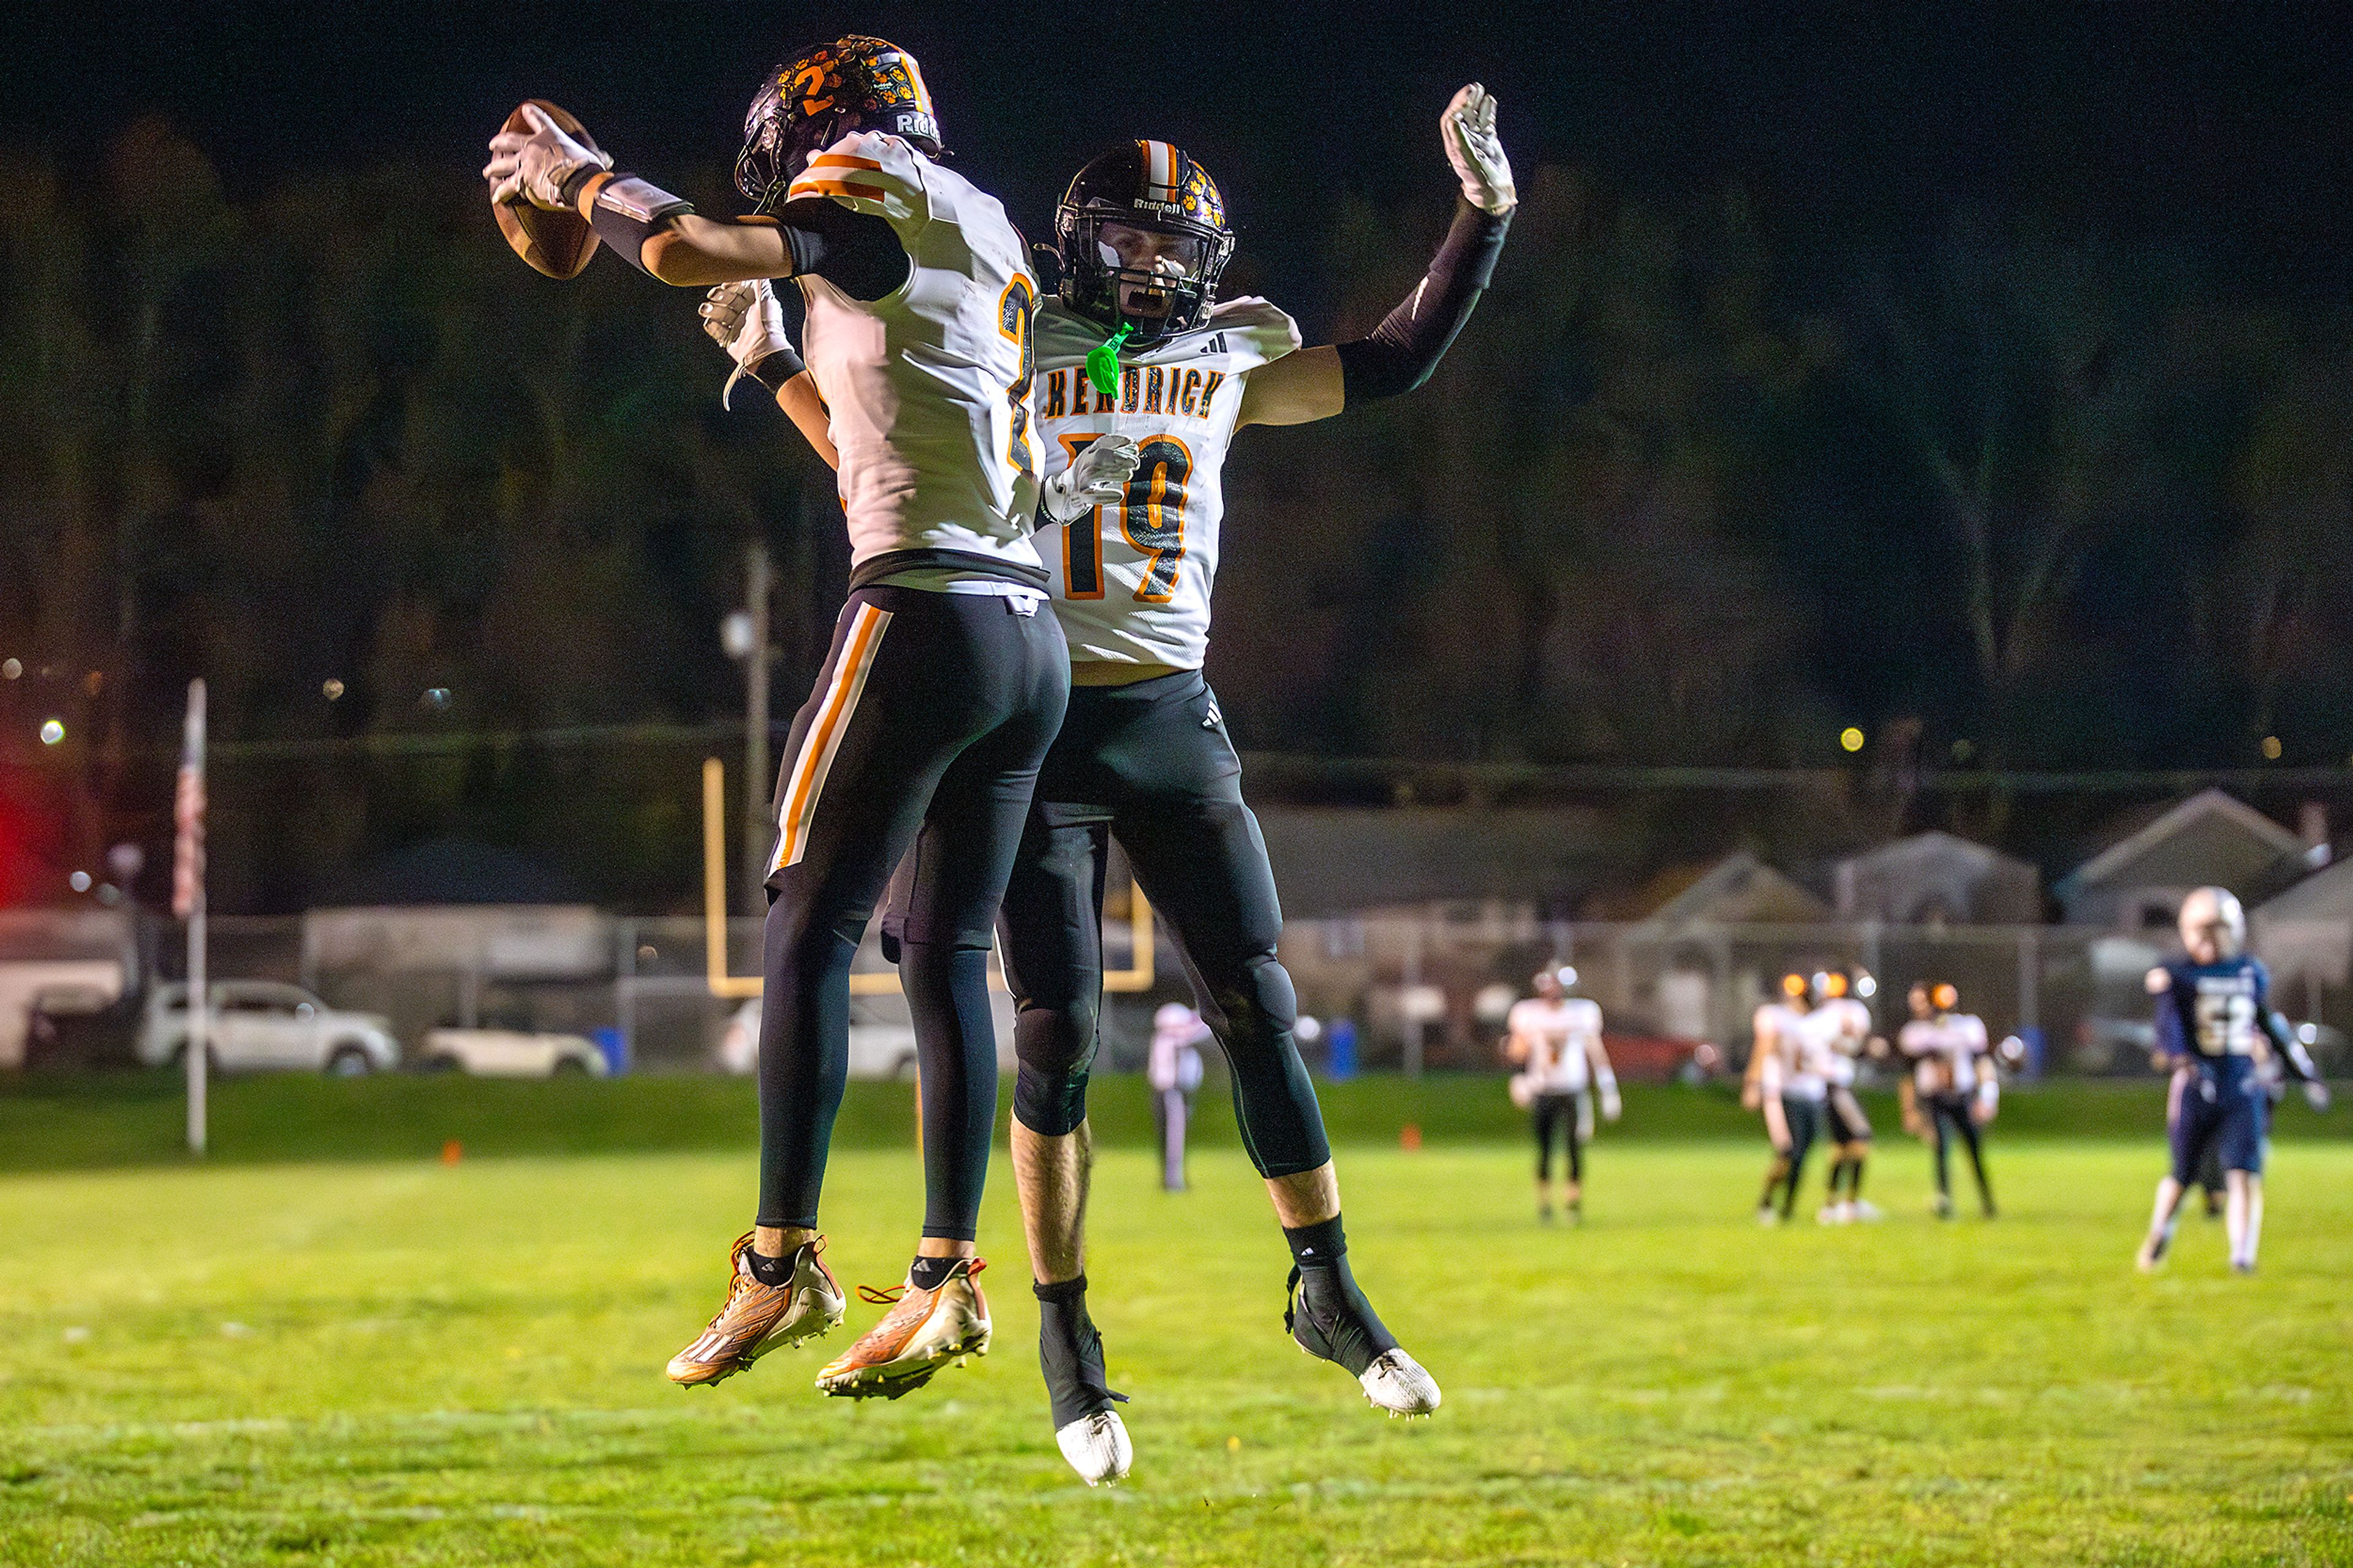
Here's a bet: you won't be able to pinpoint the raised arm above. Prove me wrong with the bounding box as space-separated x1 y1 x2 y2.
486 107 906 293
1237 84 1514 428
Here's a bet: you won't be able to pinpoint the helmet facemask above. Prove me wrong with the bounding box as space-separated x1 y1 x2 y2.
1060 211 1230 343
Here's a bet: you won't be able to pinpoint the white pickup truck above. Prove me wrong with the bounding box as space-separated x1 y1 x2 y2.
138 982 400 1075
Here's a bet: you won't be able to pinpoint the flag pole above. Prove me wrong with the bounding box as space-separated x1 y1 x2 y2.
176 680 208 1156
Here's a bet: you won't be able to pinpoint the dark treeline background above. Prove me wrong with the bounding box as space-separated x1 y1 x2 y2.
3 5 2352 912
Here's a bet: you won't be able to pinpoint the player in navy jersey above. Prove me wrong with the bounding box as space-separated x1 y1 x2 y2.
2135 887 2330 1274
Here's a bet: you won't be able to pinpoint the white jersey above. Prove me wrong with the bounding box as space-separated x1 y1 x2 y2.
1899 1014 1988 1095
1801 998 1872 1088
1032 297 1302 668
1148 1002 1210 1093
1510 997 1602 1095
786 132 1045 579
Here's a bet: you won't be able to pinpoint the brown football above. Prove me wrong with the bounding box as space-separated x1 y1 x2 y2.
491 100 602 279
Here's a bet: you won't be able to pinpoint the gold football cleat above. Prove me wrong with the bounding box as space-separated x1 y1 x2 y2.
816 1257 992 1399
667 1233 846 1387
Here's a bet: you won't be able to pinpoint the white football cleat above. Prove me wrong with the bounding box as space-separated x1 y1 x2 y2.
1360 1349 1442 1417
1849 1199 1882 1222
1055 1409 1132 1485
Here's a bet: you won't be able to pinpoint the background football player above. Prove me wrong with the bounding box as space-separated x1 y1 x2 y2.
2136 888 2328 1274
1898 982 1996 1219
489 34 1070 1401
1800 970 1880 1223
1748 974 1810 1224
711 85 1515 1481
1504 966 1621 1224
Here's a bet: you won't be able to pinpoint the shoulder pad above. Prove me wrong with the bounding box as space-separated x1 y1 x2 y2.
1205 296 1303 370
785 132 927 226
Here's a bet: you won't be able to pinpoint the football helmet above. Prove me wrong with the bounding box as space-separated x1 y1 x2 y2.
1056 140 1234 344
737 36 941 213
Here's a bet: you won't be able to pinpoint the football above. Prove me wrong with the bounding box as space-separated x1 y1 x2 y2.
492 99 601 278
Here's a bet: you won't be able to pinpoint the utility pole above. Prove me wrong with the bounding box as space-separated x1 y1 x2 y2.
741 542 772 911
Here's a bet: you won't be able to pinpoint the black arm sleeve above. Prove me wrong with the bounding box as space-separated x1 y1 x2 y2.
1333 199 1511 402
776 199 910 303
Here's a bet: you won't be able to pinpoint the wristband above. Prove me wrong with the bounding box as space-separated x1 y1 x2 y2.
578 172 695 275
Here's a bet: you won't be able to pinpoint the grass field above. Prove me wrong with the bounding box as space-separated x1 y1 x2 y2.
2 1081 2349 1566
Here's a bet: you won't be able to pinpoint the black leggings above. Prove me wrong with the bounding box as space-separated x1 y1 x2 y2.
755 585 1068 1240
1927 1093 1994 1213
998 670 1332 1178
1533 1093 1585 1182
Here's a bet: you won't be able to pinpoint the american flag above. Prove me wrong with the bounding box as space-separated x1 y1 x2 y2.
172 681 205 919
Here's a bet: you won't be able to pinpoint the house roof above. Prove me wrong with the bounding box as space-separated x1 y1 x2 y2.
2056 789 2302 899
1839 829 2033 875
2253 852 2353 923
1641 852 1830 925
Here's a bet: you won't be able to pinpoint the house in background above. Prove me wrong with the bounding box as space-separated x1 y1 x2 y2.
1636 852 1832 928
1832 830 2043 925
2057 789 2311 931
2252 855 2353 1021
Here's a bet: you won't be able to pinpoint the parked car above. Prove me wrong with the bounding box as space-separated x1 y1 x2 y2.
138 982 400 1075
416 1027 605 1077
22 984 144 1072
718 997 923 1080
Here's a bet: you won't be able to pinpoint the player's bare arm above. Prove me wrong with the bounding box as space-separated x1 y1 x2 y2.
485 105 908 292
1238 83 1515 428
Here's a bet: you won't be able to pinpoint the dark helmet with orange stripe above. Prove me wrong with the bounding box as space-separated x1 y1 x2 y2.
737 36 942 213
1056 140 1235 344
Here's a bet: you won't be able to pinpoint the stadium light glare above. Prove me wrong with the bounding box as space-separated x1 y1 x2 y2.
68 870 91 893
2261 735 2283 760
38 719 64 745
1839 726 1865 752
1 657 18 680
322 679 345 700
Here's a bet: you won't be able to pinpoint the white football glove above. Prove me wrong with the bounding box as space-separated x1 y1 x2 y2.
701 281 795 409
483 104 612 211
2306 1080 2332 1112
1441 83 1515 215
1601 1086 1623 1123
1040 434 1140 524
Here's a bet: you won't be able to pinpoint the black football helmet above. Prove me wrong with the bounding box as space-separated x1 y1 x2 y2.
1055 140 1234 344
736 36 941 213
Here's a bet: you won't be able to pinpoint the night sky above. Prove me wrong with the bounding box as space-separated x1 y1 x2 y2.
9 4 2352 318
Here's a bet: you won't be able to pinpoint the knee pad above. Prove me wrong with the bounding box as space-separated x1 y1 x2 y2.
1201 952 1297 1047
1012 992 1099 1137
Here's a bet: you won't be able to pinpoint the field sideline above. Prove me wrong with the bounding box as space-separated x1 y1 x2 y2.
3 1083 2349 1567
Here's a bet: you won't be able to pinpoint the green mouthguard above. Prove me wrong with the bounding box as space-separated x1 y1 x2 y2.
1086 324 1134 398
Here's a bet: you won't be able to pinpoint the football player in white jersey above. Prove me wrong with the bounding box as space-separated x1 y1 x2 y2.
1505 967 1622 1224
704 87 1512 1480
1748 974 1812 1224
1898 982 1996 1219
490 36 1070 1401
1802 971 1881 1224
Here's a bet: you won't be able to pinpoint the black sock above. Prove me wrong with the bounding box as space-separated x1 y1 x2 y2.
1848 1158 1866 1199
1034 1274 1123 1426
1283 1214 1346 1268
909 1256 960 1292
747 1244 797 1288
1287 1252 1398 1374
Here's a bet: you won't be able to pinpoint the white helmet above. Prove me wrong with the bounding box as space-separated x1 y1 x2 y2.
2178 886 2246 962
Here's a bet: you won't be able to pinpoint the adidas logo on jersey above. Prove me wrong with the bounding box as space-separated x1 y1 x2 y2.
1203 704 1222 729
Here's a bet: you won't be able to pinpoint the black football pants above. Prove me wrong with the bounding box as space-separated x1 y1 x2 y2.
756 585 1068 1241
998 669 1332 1178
